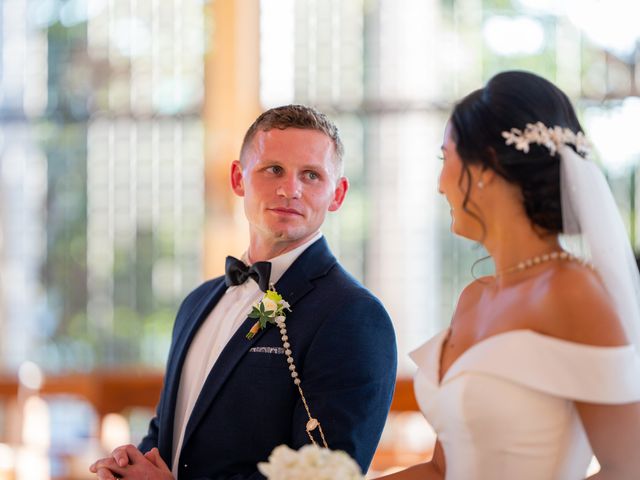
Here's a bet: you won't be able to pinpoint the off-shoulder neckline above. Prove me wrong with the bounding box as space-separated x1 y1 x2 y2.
413 328 636 387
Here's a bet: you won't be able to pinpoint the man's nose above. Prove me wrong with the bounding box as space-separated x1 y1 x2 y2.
276 174 301 199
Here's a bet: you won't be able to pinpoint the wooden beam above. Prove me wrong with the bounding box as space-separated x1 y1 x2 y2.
202 0 261 278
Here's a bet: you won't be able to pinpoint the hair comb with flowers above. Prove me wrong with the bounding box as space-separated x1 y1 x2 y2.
501 121 591 158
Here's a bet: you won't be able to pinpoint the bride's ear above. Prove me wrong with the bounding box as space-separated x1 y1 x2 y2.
478 166 497 187
479 147 499 186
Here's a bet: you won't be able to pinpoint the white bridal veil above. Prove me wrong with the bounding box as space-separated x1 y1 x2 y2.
560 144 640 351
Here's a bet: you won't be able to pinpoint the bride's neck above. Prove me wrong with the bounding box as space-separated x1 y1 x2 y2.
484 220 561 275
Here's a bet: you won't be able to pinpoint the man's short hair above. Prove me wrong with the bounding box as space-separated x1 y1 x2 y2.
240 105 344 168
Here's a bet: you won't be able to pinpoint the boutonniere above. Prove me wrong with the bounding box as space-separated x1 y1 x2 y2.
246 287 291 339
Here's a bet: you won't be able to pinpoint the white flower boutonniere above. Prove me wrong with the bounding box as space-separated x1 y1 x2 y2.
246 287 291 340
258 444 364 480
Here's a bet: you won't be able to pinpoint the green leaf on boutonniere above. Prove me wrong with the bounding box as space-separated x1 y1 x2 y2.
245 287 292 340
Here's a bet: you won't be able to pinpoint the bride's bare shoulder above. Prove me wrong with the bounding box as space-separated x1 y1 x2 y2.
537 262 628 346
462 275 494 295
457 276 494 305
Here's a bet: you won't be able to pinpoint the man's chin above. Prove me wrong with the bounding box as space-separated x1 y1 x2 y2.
270 230 302 242
268 227 319 244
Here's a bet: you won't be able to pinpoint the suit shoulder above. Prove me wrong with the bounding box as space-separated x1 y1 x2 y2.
303 264 397 374
323 262 369 292
324 263 385 303
313 263 392 327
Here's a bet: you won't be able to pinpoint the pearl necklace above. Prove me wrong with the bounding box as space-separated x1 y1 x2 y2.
495 250 591 277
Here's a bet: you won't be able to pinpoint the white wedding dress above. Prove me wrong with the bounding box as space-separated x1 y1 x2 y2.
410 328 640 480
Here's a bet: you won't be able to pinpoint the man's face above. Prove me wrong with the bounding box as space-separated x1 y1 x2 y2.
231 128 348 255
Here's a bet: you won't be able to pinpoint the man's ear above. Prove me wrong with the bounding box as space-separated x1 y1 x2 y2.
328 177 349 212
230 160 245 196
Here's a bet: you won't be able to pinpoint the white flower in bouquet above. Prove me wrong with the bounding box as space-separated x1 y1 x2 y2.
258 444 364 480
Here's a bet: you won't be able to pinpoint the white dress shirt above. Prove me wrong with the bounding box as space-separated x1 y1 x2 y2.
171 232 322 477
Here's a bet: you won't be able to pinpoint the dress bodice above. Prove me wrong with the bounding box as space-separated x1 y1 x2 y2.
410 329 640 480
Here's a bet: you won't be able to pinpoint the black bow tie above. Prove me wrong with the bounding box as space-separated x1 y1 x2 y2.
225 256 272 292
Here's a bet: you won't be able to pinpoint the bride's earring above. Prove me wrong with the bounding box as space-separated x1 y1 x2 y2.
477 180 484 189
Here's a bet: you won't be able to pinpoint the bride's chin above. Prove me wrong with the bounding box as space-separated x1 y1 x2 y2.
450 222 480 243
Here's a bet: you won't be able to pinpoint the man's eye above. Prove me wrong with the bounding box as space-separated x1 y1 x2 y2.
267 166 283 174
306 171 319 180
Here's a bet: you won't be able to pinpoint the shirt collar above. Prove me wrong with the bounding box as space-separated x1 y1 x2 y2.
243 231 322 286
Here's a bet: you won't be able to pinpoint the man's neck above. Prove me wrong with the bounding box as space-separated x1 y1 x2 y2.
248 232 320 263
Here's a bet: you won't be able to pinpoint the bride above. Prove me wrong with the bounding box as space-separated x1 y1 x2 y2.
379 71 640 479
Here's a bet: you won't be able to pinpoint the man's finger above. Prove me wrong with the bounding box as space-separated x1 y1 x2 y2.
89 460 100 473
89 456 117 473
96 466 119 480
122 444 147 465
144 448 170 471
91 457 125 476
143 449 159 466
112 444 136 467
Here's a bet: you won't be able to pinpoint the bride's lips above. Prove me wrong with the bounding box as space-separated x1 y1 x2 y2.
267 207 304 217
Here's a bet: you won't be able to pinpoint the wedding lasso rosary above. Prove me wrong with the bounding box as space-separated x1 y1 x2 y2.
275 314 328 448
246 281 328 447
271 285 328 448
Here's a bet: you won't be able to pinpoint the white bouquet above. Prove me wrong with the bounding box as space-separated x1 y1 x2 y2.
258 444 364 480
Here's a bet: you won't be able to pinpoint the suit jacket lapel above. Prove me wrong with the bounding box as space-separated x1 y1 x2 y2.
181 237 337 449
159 278 227 462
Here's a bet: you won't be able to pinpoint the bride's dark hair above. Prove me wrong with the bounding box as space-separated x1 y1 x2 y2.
449 70 585 234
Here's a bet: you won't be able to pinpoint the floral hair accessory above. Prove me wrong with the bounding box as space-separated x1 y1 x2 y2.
246 287 291 339
258 444 363 480
501 121 591 158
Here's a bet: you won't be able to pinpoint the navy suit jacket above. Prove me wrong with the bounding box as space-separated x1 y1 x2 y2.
139 237 397 479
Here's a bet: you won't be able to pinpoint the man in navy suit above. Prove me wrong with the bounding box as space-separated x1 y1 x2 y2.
90 105 397 479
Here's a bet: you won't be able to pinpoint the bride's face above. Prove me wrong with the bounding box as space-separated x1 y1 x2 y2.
438 123 485 241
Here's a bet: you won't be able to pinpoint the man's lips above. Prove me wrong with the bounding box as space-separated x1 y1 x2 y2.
267 207 304 217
